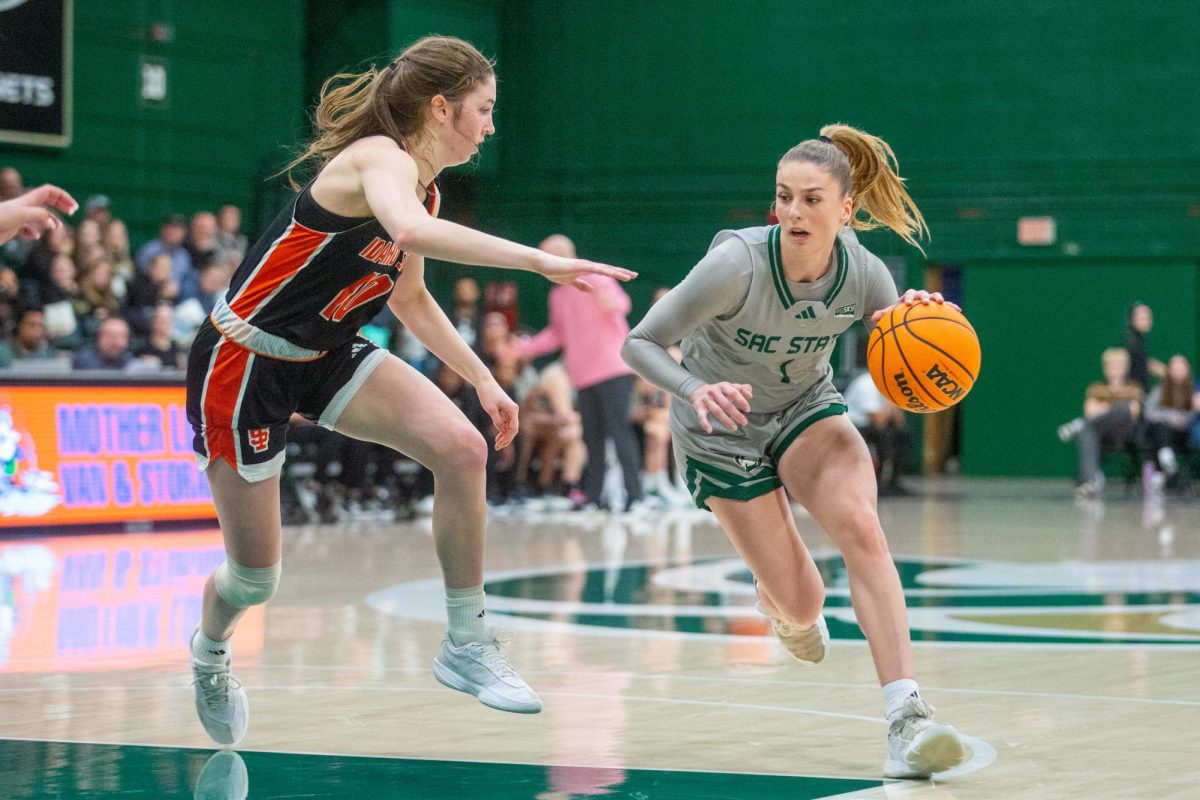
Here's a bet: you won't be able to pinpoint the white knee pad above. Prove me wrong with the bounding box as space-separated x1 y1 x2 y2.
214 559 281 608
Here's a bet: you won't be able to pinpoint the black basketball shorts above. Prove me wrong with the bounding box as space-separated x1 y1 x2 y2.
185 321 387 482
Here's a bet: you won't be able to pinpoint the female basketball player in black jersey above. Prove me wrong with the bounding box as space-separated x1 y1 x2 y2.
185 36 635 745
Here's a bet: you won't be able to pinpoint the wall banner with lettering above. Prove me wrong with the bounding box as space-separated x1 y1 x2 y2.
0 0 73 147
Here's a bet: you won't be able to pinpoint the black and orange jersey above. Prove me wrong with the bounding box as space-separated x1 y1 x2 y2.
210 180 440 360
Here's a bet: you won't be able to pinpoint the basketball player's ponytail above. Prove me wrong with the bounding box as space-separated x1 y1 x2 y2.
281 36 494 189
780 124 928 253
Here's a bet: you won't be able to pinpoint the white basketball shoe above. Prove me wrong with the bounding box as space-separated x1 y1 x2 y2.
884 696 966 779
190 626 249 746
432 628 543 714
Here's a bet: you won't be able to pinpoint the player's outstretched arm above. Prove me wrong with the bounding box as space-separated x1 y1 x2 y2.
357 140 635 290
0 184 79 245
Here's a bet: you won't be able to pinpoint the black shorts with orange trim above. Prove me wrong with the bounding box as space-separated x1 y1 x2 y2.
185 320 387 482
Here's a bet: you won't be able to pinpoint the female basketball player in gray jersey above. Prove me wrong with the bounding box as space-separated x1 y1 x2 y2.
622 124 964 779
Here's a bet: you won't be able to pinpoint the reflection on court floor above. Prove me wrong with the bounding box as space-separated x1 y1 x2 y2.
1 479 1198 799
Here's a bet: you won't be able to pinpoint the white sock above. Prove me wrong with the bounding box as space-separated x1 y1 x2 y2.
883 678 921 720
191 627 232 666
446 585 487 645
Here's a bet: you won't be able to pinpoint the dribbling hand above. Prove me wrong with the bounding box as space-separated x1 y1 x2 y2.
871 289 959 324
689 382 753 434
476 378 519 450
535 252 637 291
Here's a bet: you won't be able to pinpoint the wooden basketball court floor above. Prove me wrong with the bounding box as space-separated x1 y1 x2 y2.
2 477 1197 799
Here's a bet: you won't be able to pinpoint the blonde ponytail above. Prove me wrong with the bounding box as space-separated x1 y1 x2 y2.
781 123 928 253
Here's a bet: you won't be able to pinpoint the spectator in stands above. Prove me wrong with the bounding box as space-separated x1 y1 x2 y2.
844 370 910 496
0 269 18 341
73 256 122 343
484 279 519 332
216 204 247 264
84 194 112 228
103 218 134 301
134 301 185 370
73 218 103 266
42 253 79 306
516 362 587 509
40 254 82 345
72 315 132 371
628 287 689 506
135 214 196 298
1058 347 1143 499
517 234 643 510
0 266 18 304
1141 354 1199 485
185 211 220 272
0 167 22 201
478 310 524 503
0 306 58 367
125 252 180 335
1125 302 1165 392
20 222 73 304
452 276 483 348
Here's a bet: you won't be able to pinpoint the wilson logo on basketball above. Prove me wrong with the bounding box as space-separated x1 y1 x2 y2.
247 428 270 453
893 372 930 411
320 272 395 322
358 236 403 267
925 363 965 401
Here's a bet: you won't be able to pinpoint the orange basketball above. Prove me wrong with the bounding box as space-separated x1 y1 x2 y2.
866 302 981 414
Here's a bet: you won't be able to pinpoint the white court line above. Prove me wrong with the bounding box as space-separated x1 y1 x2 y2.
223 662 1200 710
3 674 1195 709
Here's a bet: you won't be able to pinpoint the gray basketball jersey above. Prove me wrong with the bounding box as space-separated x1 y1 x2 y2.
678 226 897 413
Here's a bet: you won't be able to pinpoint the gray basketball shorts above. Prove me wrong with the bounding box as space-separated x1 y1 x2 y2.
670 378 846 511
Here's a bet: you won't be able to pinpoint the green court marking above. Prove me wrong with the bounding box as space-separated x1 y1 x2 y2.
483 556 1200 645
0 739 882 799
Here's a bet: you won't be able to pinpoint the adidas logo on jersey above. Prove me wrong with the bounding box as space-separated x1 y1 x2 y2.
795 306 817 320
351 342 367 358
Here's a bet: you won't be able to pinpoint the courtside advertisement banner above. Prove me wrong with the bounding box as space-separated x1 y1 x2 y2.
0 0 73 147
0 384 216 529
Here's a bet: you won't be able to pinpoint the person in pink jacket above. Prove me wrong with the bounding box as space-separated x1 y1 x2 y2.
519 234 643 509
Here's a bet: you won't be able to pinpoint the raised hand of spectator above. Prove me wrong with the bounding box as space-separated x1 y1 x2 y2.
0 184 78 244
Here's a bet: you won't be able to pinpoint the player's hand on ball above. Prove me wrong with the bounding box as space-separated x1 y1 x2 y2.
689 382 753 433
871 289 959 323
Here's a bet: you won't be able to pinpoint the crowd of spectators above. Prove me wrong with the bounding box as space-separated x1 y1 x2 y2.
1058 302 1200 500
0 165 244 373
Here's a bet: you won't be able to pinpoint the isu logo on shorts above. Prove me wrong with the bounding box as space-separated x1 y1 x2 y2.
248 428 271 453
